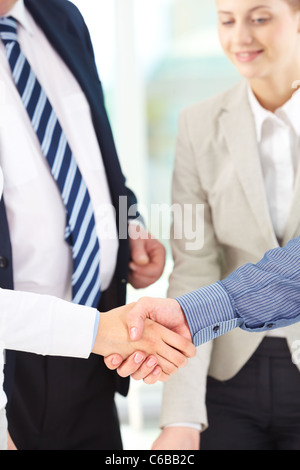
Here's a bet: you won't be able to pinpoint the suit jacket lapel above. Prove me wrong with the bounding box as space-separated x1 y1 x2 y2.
24 0 100 95
219 81 278 248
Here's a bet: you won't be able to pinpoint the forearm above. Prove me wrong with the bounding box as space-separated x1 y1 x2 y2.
160 342 212 430
0 289 97 358
178 237 300 346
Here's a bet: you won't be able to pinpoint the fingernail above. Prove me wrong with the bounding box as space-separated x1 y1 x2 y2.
147 357 157 368
130 327 138 340
134 353 144 364
138 255 149 264
152 367 161 376
129 263 137 271
111 357 121 366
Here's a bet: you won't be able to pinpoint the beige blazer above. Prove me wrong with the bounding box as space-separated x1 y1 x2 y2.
160 79 300 430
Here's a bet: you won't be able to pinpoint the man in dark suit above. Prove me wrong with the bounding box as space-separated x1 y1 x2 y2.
0 0 165 450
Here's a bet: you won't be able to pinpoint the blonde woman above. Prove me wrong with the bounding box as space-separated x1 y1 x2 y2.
154 0 300 450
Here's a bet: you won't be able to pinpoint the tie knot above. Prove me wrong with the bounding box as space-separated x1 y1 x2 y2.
0 16 18 45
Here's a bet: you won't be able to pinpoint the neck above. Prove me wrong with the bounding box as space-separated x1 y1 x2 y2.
0 0 18 16
249 69 300 112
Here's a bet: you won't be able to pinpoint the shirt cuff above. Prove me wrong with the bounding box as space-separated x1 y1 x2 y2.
91 312 100 351
176 282 241 347
164 422 202 432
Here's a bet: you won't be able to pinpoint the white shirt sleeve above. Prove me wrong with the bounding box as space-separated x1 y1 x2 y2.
0 177 98 360
0 288 98 359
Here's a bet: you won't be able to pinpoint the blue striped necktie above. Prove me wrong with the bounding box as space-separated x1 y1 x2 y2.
0 16 101 308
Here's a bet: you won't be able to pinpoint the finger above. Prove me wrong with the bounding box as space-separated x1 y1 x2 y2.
116 352 147 378
155 352 187 376
128 270 159 290
130 355 159 381
144 369 170 384
131 319 194 368
130 237 150 266
126 302 148 341
142 366 166 384
160 327 197 359
130 239 165 272
128 271 162 290
142 366 162 384
152 338 187 372
129 262 162 280
156 353 188 374
147 239 166 269
104 354 124 370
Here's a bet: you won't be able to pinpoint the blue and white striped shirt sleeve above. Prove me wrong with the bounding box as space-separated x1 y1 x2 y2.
176 237 300 347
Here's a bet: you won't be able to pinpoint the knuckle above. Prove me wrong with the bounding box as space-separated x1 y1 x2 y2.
164 362 177 375
178 356 188 368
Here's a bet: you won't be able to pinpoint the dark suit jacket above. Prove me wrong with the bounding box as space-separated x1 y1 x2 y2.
3 0 135 402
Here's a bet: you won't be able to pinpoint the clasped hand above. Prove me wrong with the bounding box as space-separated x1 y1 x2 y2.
93 298 196 383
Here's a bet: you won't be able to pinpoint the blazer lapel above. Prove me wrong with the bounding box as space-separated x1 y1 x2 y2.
24 0 100 102
219 81 278 248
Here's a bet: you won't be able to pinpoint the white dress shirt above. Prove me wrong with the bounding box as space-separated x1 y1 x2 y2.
248 86 300 339
248 86 300 241
0 0 119 419
0 0 119 299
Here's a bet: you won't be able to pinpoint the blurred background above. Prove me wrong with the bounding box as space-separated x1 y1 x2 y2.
72 0 239 450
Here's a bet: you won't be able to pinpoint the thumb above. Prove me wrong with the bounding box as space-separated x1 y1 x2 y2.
126 302 148 341
130 238 150 266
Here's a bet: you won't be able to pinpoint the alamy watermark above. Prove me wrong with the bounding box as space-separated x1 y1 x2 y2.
101 197 205 251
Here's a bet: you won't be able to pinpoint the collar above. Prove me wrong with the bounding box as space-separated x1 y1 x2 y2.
248 84 300 141
4 0 33 37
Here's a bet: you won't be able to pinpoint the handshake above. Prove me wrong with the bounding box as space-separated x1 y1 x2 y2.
92 297 197 383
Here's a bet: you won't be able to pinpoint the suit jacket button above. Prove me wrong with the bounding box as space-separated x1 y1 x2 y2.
0 256 8 268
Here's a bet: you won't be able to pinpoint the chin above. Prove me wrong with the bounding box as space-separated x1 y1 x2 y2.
233 63 264 80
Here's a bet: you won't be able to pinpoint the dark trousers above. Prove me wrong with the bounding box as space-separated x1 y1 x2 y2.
201 338 300 450
8 352 123 450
